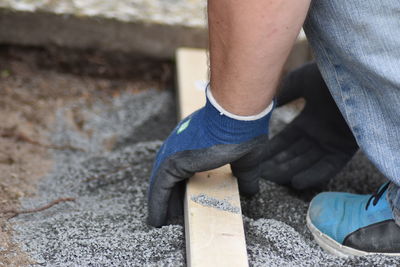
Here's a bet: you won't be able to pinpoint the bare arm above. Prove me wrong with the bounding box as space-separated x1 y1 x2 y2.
208 0 311 116
148 0 311 227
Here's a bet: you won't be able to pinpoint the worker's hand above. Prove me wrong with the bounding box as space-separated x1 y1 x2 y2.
148 89 273 227
261 63 358 190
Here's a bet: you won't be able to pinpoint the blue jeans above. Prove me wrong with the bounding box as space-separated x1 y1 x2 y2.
304 1 400 224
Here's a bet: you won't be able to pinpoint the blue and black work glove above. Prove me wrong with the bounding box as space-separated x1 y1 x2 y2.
148 89 274 227
261 62 359 190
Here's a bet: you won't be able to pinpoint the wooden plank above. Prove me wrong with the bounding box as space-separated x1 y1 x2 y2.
176 48 249 267
176 48 209 117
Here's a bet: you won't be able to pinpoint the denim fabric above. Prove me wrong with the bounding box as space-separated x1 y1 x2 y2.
304 1 400 224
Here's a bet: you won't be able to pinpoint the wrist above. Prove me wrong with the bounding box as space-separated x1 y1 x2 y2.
206 86 274 121
209 84 275 117
203 87 274 143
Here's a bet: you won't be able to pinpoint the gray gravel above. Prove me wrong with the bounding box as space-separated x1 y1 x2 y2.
191 194 240 214
11 89 399 266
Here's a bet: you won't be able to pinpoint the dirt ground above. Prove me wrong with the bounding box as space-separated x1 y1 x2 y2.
0 45 172 266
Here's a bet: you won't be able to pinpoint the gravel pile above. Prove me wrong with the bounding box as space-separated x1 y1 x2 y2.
11 90 398 266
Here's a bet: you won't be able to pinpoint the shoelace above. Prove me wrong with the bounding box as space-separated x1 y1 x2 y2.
365 182 390 210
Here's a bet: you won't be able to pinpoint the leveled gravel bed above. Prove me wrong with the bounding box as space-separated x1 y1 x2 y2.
11 90 398 266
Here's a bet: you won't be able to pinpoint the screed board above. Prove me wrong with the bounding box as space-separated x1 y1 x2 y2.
176 48 249 267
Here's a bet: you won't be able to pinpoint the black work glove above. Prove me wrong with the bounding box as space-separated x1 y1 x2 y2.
148 89 274 227
260 62 358 189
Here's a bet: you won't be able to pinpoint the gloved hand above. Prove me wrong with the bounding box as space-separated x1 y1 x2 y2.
260 62 358 190
148 89 273 227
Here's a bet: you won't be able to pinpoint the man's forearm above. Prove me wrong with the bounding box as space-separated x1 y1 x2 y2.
208 0 311 116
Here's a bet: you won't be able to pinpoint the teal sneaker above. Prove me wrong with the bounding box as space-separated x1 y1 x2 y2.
307 183 400 256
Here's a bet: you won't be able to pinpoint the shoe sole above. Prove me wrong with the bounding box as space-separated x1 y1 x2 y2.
306 208 400 257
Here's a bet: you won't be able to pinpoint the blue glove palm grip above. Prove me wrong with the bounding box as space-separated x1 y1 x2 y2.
150 98 271 187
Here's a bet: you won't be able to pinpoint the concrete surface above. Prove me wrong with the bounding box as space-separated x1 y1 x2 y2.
0 0 310 64
0 0 207 27
0 0 207 58
9 89 399 266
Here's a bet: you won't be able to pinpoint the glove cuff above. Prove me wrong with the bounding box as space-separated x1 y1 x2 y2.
206 86 274 121
203 86 274 143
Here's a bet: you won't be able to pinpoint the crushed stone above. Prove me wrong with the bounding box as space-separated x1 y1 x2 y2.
191 194 240 214
10 89 399 266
